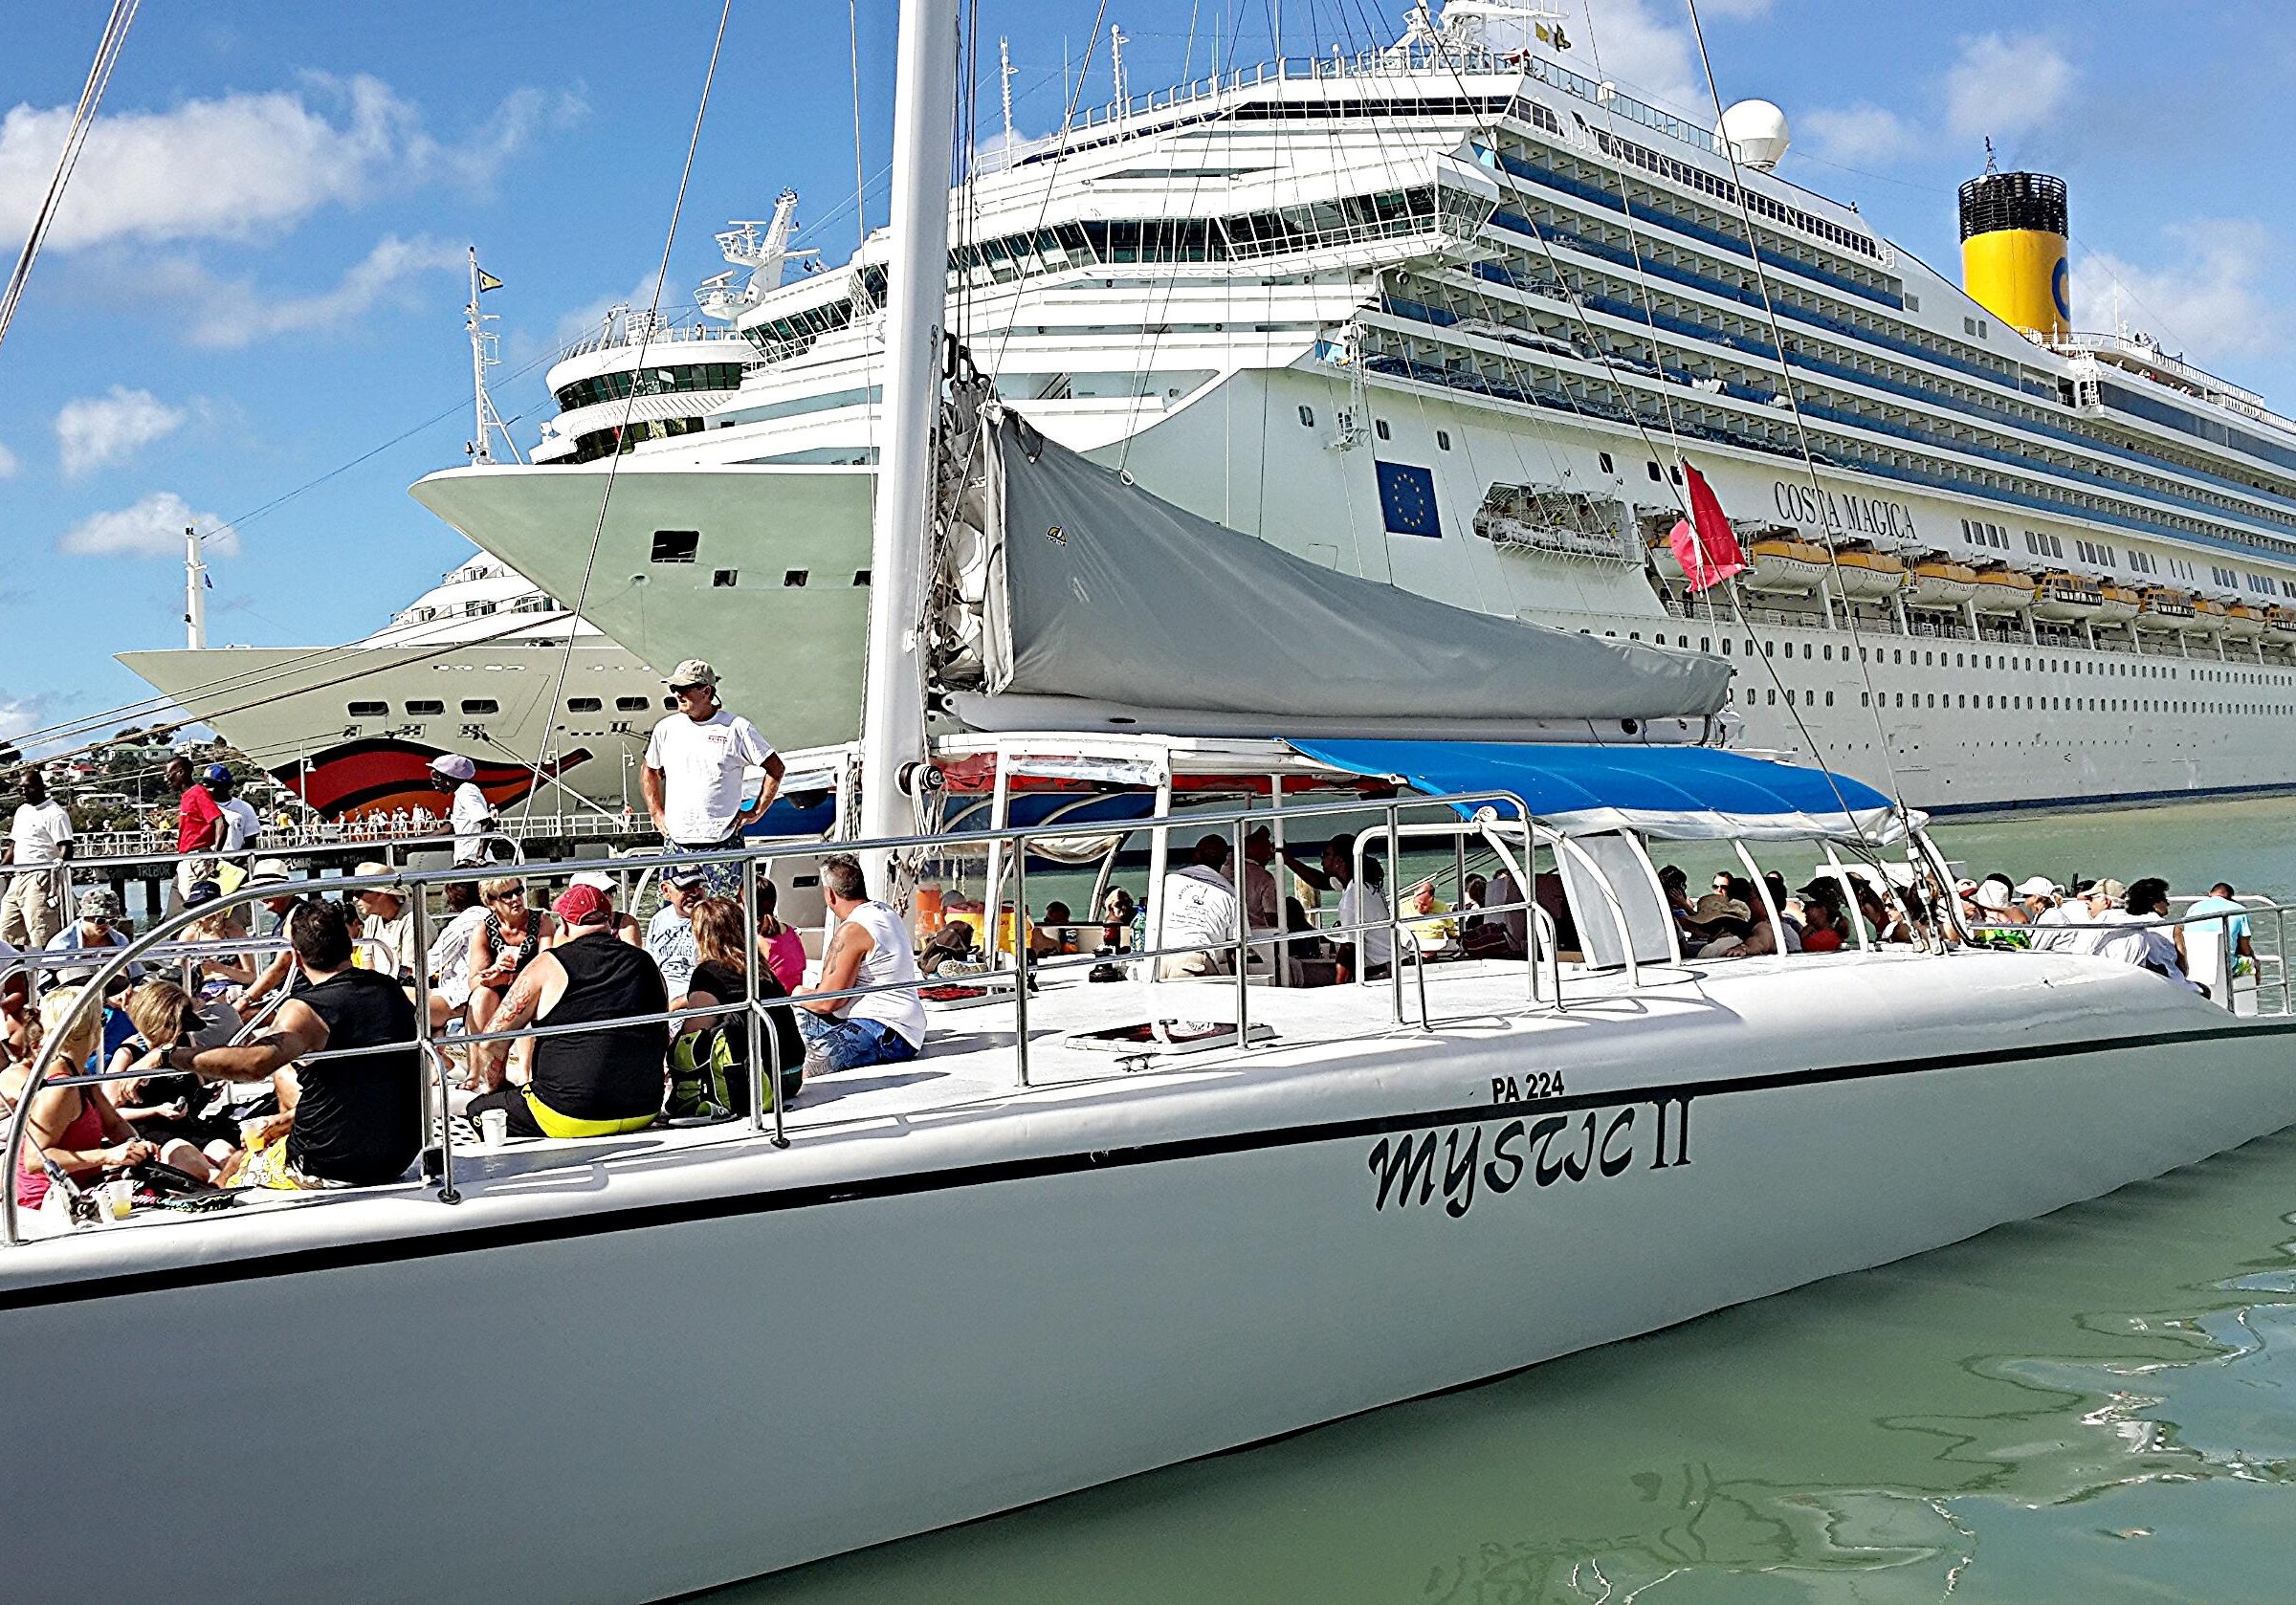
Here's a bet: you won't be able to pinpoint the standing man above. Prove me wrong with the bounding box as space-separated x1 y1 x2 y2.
794 853 924 1073
168 756 229 905
641 660 783 896
429 753 496 868
210 768 262 858
1 769 73 949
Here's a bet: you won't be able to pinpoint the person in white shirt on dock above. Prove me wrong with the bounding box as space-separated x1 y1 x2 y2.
794 853 924 1073
428 753 497 868
2 770 74 949
642 660 783 898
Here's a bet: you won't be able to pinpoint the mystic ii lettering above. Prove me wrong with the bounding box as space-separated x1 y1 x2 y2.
1365 1098 1690 1219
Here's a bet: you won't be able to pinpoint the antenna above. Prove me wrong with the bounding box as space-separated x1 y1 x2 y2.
1111 25 1128 109
999 35 1017 149
699 191 813 319
1982 136 1998 175
183 525 207 649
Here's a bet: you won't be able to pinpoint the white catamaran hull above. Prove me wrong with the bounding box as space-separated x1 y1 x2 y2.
1 956 2287 1603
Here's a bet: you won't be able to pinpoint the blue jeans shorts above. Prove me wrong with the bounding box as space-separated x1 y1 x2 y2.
796 1012 920 1072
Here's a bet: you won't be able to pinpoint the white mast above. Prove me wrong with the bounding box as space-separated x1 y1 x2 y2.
856 0 960 871
999 36 1016 149
183 525 207 649
464 246 518 464
1111 25 1128 108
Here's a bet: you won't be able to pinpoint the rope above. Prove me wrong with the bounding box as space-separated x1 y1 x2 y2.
0 0 138 359
529 0 736 790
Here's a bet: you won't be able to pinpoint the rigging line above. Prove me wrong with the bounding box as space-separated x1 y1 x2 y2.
1684 0 1918 851
1566 1 1866 857
0 0 138 359
849 0 870 257
530 0 735 796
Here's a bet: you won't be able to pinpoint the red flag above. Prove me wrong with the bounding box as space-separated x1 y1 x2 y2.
1667 461 1746 592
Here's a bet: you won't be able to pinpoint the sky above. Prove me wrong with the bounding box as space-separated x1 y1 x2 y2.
2 0 2293 755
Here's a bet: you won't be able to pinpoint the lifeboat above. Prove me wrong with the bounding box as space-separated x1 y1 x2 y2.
2029 571 2104 623
2268 606 2296 641
2188 596 2229 636
1740 536 1829 596
2221 602 2267 640
1825 546 1906 601
2091 582 2141 625
1970 566 2039 616
2135 588 2196 632
1905 558 1979 609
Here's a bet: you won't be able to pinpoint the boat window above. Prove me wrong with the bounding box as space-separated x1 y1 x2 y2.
1720 639 1730 654
1436 429 1451 451
1298 406 1315 427
346 701 386 718
567 697 602 713
460 699 499 715
713 569 739 587
615 697 651 712
1374 419 1391 441
1599 452 1614 473
1764 642 1774 657
853 569 872 586
784 570 809 587
650 530 700 563
406 699 444 716
1646 460 1662 481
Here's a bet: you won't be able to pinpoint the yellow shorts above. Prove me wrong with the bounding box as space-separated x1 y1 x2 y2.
522 1089 658 1140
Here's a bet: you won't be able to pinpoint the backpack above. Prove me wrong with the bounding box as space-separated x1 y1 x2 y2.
668 1027 740 1122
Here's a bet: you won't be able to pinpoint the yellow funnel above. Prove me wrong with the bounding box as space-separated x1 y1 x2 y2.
1958 170 2068 340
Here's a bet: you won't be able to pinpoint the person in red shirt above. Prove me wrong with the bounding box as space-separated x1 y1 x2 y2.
168 756 229 905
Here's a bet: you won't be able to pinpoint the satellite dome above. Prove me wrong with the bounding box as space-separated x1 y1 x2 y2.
1719 99 1790 171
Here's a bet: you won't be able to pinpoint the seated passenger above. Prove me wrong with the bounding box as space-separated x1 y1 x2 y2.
755 876 807 992
1797 885 1846 952
43 888 138 989
2093 877 2197 988
425 881 488 1033
1099 888 1137 952
161 902 424 1189
464 883 669 1138
468 876 554 1083
1029 899 1075 958
112 978 241 1177
349 863 419 982
1154 835 1246 979
8 987 157 1227
794 854 926 1073
567 869 644 947
673 895 805 1114
1336 853 1396 981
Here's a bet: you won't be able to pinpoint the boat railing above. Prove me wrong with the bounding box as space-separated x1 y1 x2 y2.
1960 902 2289 1016
2 789 1552 1246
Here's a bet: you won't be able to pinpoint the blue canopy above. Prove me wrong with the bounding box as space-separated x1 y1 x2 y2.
1291 740 1914 842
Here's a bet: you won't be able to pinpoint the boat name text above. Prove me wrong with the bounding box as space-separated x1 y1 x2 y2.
1772 480 1918 541
1367 1098 1691 1219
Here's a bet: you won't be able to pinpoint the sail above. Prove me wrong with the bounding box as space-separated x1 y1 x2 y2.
956 408 1730 732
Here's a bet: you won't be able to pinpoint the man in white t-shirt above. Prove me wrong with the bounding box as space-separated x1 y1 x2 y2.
794 853 924 1074
642 659 783 895
210 769 262 856
1154 835 1246 978
1 770 73 949
428 753 496 867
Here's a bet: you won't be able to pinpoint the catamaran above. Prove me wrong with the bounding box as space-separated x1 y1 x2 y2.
9 9 2296 1605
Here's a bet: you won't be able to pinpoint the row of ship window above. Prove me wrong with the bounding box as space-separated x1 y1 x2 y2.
1732 686 2291 717
1621 630 2292 686
344 696 662 719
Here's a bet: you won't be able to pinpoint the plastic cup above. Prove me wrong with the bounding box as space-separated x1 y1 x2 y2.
99 1179 134 1221
478 1110 509 1148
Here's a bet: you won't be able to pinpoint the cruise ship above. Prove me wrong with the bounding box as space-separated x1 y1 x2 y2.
120 554 668 820
411 0 2296 811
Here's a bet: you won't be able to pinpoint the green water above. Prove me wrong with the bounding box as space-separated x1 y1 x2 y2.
711 798 2296 1604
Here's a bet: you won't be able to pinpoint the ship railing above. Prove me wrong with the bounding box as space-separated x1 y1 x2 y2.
1 790 1564 1245
1960 902 2289 1017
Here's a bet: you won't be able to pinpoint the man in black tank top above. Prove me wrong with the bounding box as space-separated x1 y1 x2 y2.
164 900 422 1188
464 883 668 1140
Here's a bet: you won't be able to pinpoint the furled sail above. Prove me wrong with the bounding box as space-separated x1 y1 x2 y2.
934 406 1731 736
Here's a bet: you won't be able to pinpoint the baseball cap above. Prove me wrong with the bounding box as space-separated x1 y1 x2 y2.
552 883 611 927
77 888 121 919
660 865 707 890
665 659 718 690
429 753 478 781
2013 876 2060 898
201 762 232 785
183 879 222 908
569 869 617 896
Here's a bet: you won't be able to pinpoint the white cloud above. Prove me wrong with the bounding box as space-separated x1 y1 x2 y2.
1563 0 1708 115
55 386 186 476
0 442 17 479
1945 33 2073 144
157 233 466 350
550 270 679 349
0 76 585 251
2071 219 2287 369
58 491 236 560
1799 103 1923 167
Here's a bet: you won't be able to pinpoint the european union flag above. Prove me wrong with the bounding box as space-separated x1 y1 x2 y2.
1376 461 1442 538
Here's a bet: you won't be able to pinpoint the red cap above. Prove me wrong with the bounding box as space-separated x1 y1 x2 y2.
552 883 611 927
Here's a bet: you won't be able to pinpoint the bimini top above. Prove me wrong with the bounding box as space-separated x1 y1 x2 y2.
1292 739 1914 843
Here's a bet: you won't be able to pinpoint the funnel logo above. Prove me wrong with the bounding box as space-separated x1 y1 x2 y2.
2052 256 2071 322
